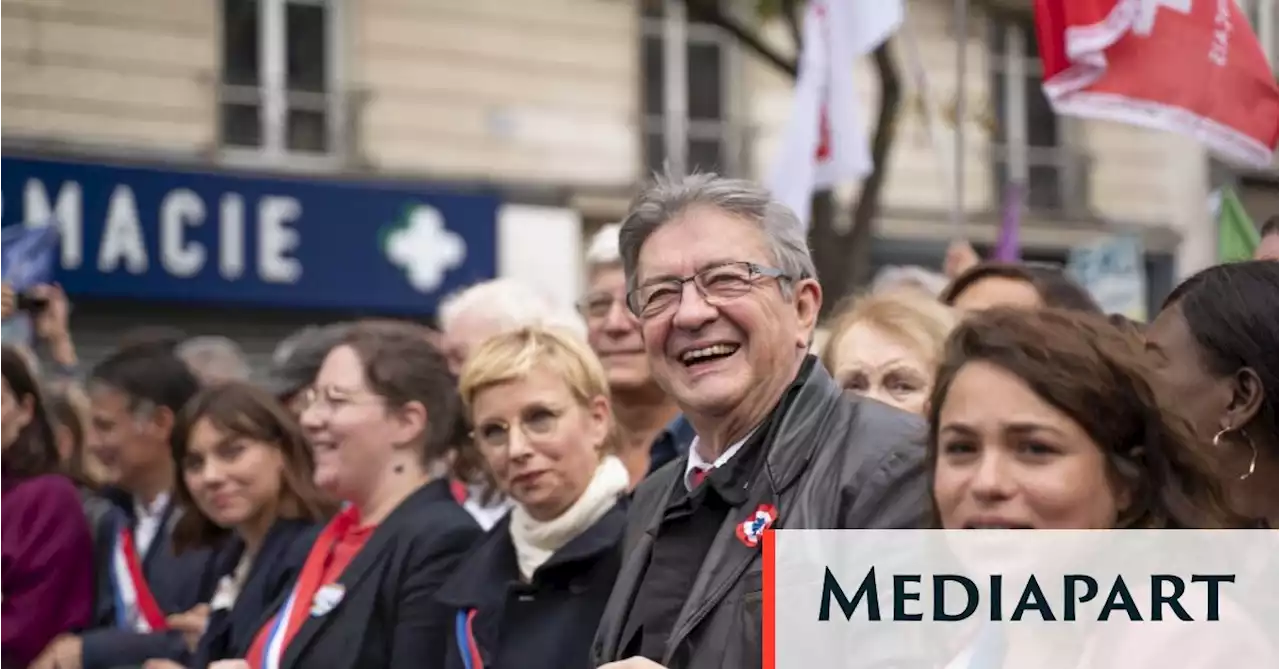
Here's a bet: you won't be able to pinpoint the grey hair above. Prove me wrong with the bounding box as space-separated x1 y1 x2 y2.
585 223 622 272
176 336 251 383
618 171 817 293
438 277 587 340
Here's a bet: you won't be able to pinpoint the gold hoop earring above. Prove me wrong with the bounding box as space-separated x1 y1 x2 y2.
1213 428 1257 481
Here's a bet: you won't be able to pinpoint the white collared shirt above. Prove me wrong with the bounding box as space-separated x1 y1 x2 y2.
683 431 756 491
133 492 170 557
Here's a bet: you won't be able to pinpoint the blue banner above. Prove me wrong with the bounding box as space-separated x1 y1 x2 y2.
1 156 499 314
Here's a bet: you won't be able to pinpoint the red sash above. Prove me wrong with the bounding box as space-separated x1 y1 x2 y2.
449 479 468 505
248 506 361 669
112 527 168 632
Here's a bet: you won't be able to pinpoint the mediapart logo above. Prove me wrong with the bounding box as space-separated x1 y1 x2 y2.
379 205 466 293
767 530 1280 669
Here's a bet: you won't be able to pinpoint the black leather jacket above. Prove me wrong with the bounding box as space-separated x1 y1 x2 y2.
592 356 932 669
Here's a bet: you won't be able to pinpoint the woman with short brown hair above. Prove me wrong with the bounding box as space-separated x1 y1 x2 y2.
227 321 483 669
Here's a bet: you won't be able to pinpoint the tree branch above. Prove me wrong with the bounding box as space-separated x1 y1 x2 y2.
682 0 798 77
846 40 904 288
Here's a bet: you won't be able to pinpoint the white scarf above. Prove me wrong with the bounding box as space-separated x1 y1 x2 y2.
509 456 630 581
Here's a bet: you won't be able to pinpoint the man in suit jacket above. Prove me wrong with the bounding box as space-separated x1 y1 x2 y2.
33 347 215 669
591 173 931 669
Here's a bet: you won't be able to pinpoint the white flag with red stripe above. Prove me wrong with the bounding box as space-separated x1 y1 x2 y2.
766 0 903 228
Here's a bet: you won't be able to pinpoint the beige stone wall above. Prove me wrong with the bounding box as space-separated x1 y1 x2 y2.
2 0 217 152
354 0 639 188
1 0 1227 264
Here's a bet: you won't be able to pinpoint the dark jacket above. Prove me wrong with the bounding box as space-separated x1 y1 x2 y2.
81 487 219 669
437 500 628 669
189 519 319 669
591 357 931 669
79 487 126 631
1 474 95 668
261 479 483 669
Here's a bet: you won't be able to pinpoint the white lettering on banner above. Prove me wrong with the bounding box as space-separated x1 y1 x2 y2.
160 189 207 278
1210 0 1233 67
257 196 302 283
98 186 148 274
6 178 306 285
23 179 83 269
219 194 245 280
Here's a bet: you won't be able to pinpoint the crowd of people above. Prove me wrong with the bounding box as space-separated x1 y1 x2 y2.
1 171 1276 669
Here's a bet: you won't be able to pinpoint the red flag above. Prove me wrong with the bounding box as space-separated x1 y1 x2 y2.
1034 0 1279 168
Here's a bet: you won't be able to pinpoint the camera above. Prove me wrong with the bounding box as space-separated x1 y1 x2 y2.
15 292 49 314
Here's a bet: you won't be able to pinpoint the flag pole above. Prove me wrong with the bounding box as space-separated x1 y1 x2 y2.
1005 22 1029 222
663 0 689 177
950 0 969 239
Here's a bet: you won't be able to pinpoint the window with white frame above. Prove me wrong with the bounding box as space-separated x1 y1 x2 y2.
986 19 1088 214
640 0 740 176
220 0 336 156
1237 0 1278 73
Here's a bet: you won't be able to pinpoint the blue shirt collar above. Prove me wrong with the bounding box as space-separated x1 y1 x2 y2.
647 414 695 475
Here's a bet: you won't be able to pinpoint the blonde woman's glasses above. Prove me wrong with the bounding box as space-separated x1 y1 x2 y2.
470 406 565 449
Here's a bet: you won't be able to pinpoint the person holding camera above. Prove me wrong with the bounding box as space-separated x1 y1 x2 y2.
1 282 80 378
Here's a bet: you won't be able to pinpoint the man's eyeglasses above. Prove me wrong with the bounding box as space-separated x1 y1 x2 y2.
576 292 627 321
626 261 791 318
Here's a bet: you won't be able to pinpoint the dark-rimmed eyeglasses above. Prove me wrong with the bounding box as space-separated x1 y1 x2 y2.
626 261 791 319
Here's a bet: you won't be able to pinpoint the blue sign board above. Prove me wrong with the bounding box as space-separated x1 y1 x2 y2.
1 155 499 314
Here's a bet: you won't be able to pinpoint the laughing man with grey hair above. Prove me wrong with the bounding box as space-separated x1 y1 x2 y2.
593 172 930 669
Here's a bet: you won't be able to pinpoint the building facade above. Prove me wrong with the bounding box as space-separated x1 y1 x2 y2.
3 0 1276 360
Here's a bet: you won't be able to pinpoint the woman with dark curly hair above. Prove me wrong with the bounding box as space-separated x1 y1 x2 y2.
928 307 1238 531
926 308 1268 669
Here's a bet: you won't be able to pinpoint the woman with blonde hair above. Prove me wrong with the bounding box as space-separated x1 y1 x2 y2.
820 289 959 416
437 326 630 669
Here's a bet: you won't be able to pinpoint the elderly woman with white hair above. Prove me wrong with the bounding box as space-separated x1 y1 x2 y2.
438 278 586 375
579 225 693 486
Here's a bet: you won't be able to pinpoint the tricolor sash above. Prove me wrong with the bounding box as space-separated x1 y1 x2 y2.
109 527 168 632
253 506 360 669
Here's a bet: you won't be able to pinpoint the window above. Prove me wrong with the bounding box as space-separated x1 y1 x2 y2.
986 20 1088 214
1237 0 1278 73
640 0 740 175
220 0 337 156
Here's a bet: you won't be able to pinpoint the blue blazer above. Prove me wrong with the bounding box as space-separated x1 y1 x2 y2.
80 487 219 669
189 518 320 669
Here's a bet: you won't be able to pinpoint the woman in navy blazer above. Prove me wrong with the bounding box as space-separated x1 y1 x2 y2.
147 382 334 669
212 321 483 669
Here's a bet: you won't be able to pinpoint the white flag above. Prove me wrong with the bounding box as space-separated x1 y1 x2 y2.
765 0 904 228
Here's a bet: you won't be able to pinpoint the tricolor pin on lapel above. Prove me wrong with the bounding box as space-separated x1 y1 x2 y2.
310 583 346 617
735 504 777 548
